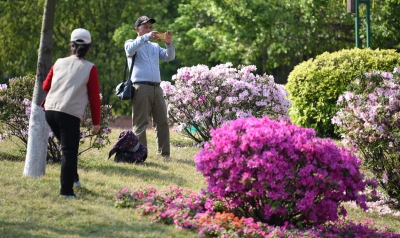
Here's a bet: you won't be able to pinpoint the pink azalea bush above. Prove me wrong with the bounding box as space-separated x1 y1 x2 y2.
194 116 377 226
114 186 400 237
115 186 203 230
0 74 114 162
160 63 291 143
332 67 400 202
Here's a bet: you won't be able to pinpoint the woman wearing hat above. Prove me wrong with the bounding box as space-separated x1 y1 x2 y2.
42 28 101 198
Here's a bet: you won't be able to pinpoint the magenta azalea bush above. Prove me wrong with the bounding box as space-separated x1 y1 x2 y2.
332 67 400 202
160 63 291 143
114 186 400 237
0 74 114 162
194 116 377 226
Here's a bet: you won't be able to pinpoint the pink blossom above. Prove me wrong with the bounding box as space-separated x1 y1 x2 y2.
195 116 374 225
334 67 400 201
160 63 291 143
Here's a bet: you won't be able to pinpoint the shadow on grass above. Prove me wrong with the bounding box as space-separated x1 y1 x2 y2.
0 152 24 162
0 220 66 238
79 161 189 186
170 140 197 148
74 186 100 198
0 218 189 238
174 158 196 166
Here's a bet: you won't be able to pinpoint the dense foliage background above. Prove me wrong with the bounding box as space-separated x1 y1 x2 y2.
1 0 400 115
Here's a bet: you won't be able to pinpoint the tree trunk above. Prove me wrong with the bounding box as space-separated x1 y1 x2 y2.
23 0 57 177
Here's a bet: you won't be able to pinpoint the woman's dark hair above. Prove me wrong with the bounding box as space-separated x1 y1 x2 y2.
70 41 91 58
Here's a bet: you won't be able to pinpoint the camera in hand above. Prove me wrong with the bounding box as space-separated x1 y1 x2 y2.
156 32 166 40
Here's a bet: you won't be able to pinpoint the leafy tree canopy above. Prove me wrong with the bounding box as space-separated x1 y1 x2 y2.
1 0 399 113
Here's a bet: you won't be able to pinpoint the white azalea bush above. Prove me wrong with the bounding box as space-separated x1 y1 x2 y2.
333 67 400 201
161 63 291 143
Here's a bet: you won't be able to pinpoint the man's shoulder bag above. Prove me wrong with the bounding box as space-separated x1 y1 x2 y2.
116 54 136 100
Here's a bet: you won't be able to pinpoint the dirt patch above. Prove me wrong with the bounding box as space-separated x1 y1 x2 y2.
109 115 154 129
109 115 131 129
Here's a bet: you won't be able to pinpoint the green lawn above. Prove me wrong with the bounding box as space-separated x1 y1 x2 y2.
0 128 399 237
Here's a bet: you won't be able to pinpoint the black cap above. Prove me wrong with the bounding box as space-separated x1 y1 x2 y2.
135 16 156 27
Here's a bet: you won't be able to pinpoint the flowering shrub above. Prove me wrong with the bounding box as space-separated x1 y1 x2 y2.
197 212 246 232
0 74 115 162
286 48 400 138
305 218 400 238
78 100 114 152
114 186 400 237
332 67 400 202
161 63 291 143
0 76 33 149
115 186 204 230
196 212 282 237
194 116 377 226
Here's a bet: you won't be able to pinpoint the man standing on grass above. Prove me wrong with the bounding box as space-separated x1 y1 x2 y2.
124 16 175 159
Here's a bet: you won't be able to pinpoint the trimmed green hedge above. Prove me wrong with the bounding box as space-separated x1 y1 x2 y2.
286 48 400 137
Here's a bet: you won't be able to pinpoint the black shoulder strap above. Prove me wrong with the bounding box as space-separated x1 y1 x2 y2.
122 54 137 83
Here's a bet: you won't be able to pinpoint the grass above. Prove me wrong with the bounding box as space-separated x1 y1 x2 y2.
0 129 203 238
1 128 400 237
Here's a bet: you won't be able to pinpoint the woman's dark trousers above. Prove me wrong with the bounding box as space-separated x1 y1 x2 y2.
45 111 80 196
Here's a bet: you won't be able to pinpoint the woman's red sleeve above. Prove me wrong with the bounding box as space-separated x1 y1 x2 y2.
87 65 101 126
42 66 54 92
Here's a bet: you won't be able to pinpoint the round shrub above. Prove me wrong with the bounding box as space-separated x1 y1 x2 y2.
286 48 400 138
333 67 400 202
194 116 376 226
161 63 291 143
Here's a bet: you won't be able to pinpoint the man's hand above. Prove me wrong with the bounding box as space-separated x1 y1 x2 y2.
149 31 158 40
148 30 172 44
164 30 173 45
92 125 100 135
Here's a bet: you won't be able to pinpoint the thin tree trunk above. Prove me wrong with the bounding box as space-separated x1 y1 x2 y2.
23 0 57 177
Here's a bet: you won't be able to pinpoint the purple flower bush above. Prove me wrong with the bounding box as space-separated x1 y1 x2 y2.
0 74 114 162
160 63 291 143
114 186 400 237
332 67 400 202
194 116 377 226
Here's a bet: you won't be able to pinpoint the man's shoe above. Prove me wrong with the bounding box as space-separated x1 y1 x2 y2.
60 194 77 199
74 181 81 187
162 155 171 162
157 153 171 162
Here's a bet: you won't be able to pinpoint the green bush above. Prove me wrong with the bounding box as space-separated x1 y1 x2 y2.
286 48 400 138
